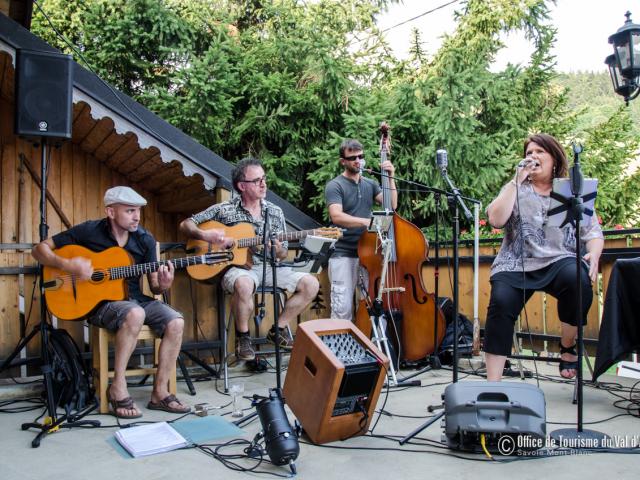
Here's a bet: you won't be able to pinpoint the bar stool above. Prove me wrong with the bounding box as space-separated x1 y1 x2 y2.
217 284 288 392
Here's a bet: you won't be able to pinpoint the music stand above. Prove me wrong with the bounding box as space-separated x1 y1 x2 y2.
367 210 394 234
546 144 608 446
290 235 336 274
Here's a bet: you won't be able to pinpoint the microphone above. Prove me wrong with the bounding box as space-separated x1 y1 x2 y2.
518 159 540 168
435 149 473 222
358 159 366 174
436 149 448 174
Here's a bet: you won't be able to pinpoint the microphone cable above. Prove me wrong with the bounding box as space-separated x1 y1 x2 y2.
513 173 541 387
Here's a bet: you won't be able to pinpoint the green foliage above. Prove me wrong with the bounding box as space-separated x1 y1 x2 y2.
554 71 640 137
308 0 572 227
579 107 640 227
30 0 639 229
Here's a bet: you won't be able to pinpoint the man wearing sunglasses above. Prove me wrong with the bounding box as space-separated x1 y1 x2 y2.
325 139 397 320
180 158 319 361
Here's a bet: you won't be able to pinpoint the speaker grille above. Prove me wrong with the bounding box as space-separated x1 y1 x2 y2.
15 49 73 140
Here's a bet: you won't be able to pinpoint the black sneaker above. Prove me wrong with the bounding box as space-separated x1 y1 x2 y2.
266 327 294 350
236 335 255 361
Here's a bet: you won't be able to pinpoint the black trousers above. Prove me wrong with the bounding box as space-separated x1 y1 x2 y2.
484 260 592 356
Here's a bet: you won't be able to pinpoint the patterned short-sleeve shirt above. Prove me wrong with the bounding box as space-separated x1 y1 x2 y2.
190 196 287 264
490 181 603 276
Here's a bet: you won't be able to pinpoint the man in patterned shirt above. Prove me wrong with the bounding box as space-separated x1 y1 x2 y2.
180 158 319 360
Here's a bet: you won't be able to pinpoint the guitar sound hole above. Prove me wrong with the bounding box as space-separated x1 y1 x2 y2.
91 271 105 282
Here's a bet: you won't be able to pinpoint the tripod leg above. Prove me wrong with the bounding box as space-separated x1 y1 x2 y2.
370 314 398 386
399 410 445 445
178 353 196 396
0 326 40 373
512 330 526 380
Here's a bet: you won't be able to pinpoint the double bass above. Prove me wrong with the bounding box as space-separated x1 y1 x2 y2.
355 123 445 362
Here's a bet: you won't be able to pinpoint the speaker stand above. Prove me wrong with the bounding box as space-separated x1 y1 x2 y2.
18 139 100 446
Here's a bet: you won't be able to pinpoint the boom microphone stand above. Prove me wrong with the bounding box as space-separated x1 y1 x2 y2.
398 149 475 445
364 164 479 375
436 150 473 382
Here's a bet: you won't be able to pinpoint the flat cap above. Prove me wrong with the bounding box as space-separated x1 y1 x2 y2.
103 186 147 207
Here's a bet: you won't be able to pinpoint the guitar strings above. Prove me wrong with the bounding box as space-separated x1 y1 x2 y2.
50 254 232 282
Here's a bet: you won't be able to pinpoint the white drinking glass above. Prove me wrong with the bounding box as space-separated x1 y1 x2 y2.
229 382 244 418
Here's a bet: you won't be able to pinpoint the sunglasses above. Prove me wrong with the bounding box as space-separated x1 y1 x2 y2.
343 154 365 161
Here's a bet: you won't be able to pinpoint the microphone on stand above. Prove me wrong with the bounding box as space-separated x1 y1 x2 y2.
435 149 472 222
359 159 366 175
436 149 448 174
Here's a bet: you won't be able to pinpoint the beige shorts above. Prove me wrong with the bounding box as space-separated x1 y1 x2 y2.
222 264 308 294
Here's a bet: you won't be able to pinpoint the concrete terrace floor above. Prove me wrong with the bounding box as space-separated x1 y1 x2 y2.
1 357 639 480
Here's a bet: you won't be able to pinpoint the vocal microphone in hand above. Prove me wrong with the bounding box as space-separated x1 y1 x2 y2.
517 158 540 168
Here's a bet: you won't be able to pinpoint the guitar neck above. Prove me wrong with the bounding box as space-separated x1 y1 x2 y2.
108 255 211 280
237 230 313 248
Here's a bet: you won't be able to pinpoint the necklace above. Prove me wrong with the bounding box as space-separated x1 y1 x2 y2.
531 184 551 227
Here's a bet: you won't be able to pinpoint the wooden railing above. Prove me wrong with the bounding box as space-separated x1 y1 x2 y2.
1 231 638 377
420 231 640 354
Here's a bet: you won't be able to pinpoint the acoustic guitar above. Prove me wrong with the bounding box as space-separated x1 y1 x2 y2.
185 220 342 280
43 244 233 320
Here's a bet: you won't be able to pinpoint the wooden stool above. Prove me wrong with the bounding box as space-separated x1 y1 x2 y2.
91 325 177 414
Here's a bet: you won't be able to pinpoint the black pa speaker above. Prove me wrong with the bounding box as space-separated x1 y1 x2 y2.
15 49 73 140
442 382 546 453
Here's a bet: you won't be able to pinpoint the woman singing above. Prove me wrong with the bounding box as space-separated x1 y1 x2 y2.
484 133 604 381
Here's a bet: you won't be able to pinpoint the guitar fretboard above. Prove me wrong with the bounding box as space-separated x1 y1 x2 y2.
106 255 222 280
237 229 315 249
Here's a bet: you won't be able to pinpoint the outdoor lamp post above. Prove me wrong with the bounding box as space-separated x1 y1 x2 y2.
606 11 640 104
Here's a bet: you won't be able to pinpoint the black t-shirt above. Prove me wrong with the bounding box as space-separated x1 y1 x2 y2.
325 175 381 257
52 218 157 302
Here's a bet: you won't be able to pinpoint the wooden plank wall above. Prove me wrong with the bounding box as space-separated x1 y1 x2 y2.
1 97 332 378
0 99 185 377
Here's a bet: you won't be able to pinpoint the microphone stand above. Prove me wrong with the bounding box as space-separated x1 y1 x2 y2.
370 168 478 445
549 144 609 447
235 207 298 474
431 191 442 370
438 166 473 383
365 169 479 377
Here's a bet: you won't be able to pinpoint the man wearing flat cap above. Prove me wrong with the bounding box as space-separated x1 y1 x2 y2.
32 186 189 418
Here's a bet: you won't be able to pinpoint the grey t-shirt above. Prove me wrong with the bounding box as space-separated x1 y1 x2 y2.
490 181 603 276
325 175 382 257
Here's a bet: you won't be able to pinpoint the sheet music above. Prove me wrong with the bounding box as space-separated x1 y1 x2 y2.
114 421 190 458
547 178 598 227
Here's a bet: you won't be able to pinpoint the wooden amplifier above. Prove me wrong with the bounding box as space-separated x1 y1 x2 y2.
283 319 389 444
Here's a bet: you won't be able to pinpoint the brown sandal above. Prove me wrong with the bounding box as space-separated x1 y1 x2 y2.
147 394 190 414
106 385 142 419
